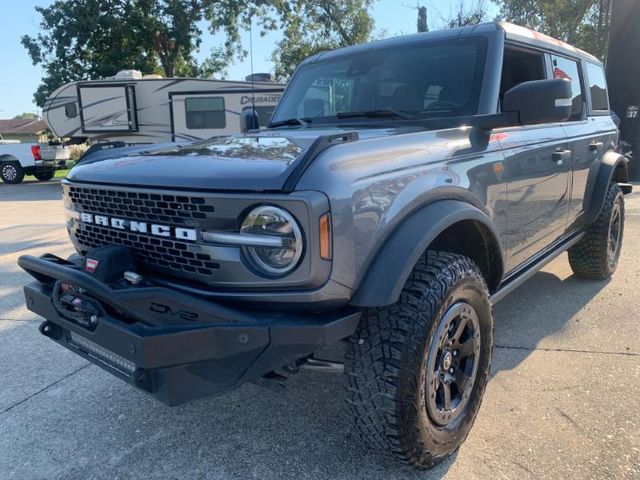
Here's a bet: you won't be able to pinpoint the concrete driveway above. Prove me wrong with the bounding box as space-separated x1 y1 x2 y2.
1 180 638 479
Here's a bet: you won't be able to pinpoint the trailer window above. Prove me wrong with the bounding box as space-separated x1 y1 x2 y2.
551 55 584 121
586 63 609 112
65 102 78 118
185 97 226 129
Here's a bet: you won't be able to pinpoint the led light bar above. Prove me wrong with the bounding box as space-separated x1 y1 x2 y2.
69 331 137 374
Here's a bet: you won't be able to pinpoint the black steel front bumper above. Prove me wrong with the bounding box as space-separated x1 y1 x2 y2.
18 254 360 406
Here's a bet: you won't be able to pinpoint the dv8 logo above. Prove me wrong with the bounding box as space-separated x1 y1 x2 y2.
149 302 199 321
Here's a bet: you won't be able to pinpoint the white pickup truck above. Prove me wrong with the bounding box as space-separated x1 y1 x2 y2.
0 136 70 184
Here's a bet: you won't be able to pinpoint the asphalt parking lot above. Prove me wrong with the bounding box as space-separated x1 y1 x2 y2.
1 179 639 480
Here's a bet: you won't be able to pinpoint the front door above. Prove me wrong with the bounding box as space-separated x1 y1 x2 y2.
498 124 571 271
497 45 572 272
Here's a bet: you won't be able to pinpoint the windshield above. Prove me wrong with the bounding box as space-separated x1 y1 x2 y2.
270 38 487 126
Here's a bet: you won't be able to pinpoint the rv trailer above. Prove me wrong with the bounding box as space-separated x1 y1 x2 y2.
43 71 286 145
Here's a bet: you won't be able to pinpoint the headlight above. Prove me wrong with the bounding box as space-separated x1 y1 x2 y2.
240 206 303 276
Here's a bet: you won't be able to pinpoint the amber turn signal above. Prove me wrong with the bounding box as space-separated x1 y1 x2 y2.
319 213 332 260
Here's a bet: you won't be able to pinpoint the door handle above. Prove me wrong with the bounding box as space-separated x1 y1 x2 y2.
589 141 603 152
552 149 571 166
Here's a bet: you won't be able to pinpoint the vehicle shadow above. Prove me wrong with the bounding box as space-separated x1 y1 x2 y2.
491 267 610 376
141 265 609 479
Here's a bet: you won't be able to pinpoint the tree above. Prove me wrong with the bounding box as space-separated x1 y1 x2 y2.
440 0 488 28
497 0 612 59
271 0 376 80
22 0 286 107
12 113 39 120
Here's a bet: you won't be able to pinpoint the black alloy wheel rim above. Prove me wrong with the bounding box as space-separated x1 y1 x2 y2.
608 202 622 268
425 302 481 427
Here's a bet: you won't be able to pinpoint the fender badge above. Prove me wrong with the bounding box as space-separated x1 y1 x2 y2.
85 258 99 273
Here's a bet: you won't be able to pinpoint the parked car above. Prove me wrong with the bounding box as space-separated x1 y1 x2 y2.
19 22 631 469
0 136 70 183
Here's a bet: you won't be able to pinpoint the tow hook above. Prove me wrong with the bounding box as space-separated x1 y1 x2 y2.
133 369 152 391
39 321 62 340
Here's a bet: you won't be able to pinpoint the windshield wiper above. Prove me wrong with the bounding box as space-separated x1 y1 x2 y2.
268 117 311 128
336 109 416 120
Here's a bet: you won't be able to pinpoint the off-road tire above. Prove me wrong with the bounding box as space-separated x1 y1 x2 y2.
568 182 624 279
0 161 25 184
345 251 493 469
33 169 55 182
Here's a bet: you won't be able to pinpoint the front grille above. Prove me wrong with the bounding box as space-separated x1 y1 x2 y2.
74 223 219 277
67 186 215 225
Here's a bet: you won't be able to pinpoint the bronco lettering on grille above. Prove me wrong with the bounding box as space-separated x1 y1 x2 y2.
70 210 197 242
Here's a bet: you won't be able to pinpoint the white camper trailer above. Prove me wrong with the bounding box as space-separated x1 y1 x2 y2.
43 71 285 145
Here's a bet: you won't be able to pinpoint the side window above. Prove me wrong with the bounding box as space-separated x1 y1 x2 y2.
499 46 546 106
185 97 226 129
64 102 78 118
586 63 609 112
550 55 584 121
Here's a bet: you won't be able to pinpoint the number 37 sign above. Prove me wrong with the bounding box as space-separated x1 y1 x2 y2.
627 105 639 119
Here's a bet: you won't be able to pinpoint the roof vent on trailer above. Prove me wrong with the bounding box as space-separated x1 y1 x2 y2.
114 69 143 80
245 73 273 83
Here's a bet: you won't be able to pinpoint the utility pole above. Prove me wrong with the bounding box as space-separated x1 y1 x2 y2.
417 6 428 33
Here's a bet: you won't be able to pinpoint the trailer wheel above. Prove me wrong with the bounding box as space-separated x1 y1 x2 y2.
1 161 25 184
33 169 56 182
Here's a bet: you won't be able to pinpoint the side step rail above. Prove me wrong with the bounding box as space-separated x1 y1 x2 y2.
491 232 585 304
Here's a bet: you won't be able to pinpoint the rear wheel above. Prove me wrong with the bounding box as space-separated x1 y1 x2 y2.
345 251 493 469
1 161 25 184
569 182 624 279
33 168 55 182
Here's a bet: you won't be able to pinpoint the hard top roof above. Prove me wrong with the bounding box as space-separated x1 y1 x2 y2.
302 21 600 66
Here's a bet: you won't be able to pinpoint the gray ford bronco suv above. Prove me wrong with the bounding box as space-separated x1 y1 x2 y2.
19 22 632 469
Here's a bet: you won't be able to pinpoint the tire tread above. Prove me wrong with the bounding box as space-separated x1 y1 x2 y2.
344 251 491 469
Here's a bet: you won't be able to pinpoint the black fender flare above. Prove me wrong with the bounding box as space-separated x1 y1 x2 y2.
350 200 504 307
583 150 629 224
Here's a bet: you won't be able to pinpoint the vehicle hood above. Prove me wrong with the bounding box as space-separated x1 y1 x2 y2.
67 127 415 191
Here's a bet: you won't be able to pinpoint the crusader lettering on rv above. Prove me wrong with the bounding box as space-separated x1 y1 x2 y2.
67 209 197 242
240 95 282 105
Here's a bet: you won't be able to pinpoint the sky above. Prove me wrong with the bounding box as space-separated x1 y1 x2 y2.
0 0 498 118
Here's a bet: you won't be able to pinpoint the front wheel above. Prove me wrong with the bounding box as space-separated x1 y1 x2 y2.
568 182 624 279
1 161 25 184
345 251 493 469
33 168 55 182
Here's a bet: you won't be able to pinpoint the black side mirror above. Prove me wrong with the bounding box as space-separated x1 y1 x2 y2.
241 108 260 133
503 79 572 125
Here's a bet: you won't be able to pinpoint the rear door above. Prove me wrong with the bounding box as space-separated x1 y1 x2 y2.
550 54 599 231
568 62 618 224
497 45 571 272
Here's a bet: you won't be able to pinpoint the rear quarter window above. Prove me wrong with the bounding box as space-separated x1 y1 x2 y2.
586 63 609 112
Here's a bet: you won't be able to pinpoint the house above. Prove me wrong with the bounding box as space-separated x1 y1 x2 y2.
0 118 48 143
